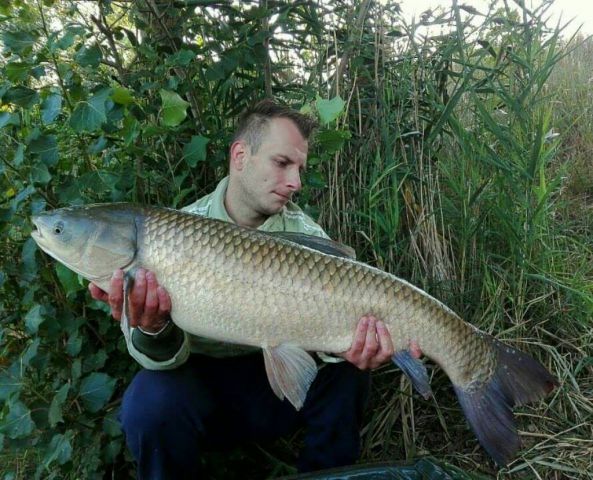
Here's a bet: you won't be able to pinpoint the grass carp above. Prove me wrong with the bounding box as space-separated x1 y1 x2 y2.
30 203 557 466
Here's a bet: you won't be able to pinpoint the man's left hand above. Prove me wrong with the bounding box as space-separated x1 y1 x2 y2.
339 315 421 370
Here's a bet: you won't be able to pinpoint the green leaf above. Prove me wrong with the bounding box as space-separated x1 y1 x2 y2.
6 62 31 82
41 93 62 124
111 87 134 106
21 237 38 281
31 65 45 79
183 135 210 167
88 136 108 155
104 439 122 464
103 410 122 437
75 44 102 68
143 123 166 137
0 366 22 400
0 112 10 128
0 112 20 128
43 433 73 466
159 89 190 127
305 170 327 188
167 49 195 67
83 350 108 372
247 30 268 46
78 373 116 413
22 338 40 367
57 62 73 82
0 0 11 15
71 358 82 381
13 143 24 165
31 162 52 185
48 383 70 427
24 304 45 334
316 129 351 153
121 115 139 146
105 102 124 126
70 89 110 132
205 62 225 81
28 134 58 165
52 26 84 51
315 95 346 125
1 400 35 439
4 86 39 109
66 332 82 356
1 31 38 55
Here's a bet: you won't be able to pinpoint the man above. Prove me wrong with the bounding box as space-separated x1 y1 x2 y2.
89 100 421 478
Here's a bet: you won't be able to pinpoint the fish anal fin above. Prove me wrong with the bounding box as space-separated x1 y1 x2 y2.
454 337 558 466
263 355 284 401
392 350 432 400
263 344 318 410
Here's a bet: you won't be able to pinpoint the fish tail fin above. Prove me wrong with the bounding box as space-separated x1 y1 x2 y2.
453 338 557 466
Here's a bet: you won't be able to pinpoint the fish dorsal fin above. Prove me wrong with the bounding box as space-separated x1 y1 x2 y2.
265 232 356 259
263 344 318 410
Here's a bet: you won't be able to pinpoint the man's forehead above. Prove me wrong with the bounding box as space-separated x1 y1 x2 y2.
267 117 305 140
262 119 308 157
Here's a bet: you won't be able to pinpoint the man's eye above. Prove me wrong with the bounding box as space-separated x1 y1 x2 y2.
275 159 287 167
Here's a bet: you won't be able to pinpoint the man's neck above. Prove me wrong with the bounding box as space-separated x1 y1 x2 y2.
223 186 268 229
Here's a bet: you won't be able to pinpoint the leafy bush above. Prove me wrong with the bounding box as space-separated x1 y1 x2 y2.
1 1 591 478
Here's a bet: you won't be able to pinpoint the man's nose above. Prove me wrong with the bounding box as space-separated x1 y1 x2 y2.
287 169 302 192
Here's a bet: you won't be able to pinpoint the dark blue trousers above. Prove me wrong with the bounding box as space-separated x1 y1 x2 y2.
120 353 370 479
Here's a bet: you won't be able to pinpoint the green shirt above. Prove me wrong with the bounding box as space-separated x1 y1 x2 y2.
126 176 330 370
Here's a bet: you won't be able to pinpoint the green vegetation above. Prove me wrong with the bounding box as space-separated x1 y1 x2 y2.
1 0 591 478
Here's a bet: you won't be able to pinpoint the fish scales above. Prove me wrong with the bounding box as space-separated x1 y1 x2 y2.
138 207 491 385
30 203 558 466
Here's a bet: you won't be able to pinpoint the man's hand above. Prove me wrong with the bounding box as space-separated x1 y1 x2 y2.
339 315 422 370
88 268 172 334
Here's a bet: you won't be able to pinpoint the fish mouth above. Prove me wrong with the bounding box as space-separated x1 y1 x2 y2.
30 217 44 241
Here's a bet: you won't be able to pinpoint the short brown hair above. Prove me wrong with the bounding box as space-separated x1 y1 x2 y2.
232 99 318 154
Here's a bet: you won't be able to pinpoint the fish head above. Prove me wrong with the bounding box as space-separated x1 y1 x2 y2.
31 204 138 289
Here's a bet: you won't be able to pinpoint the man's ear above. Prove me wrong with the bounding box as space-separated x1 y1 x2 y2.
230 140 249 171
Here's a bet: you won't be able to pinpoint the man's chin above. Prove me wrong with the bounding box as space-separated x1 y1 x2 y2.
261 201 285 216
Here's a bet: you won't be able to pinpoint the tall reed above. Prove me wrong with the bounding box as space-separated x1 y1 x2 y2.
314 1 593 476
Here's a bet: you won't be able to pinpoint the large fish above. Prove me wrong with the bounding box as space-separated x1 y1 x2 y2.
30 203 557 465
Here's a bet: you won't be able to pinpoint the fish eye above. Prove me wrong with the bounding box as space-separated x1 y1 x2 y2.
53 221 64 235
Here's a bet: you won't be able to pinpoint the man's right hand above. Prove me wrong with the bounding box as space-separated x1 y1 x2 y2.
88 268 172 334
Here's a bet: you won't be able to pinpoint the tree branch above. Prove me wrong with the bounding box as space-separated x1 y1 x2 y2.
260 0 273 98
144 0 203 125
35 0 73 110
332 0 372 98
90 13 127 82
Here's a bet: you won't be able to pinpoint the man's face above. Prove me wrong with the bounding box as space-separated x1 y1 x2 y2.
237 117 308 216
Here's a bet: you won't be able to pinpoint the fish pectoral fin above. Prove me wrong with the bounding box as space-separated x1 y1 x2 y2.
263 344 318 411
392 350 432 400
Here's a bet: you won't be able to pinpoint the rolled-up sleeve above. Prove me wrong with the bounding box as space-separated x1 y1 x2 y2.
126 327 192 370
